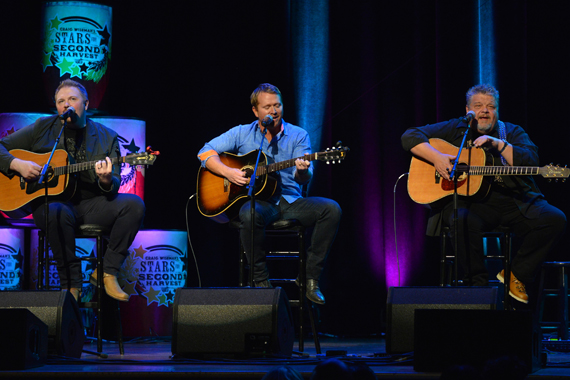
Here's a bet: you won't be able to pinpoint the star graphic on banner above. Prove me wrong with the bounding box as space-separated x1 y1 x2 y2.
3 126 16 136
41 51 53 71
157 293 168 306
50 16 63 30
11 251 22 272
122 139 140 154
123 279 138 296
97 25 111 46
165 289 176 304
57 58 74 76
79 62 89 73
143 286 161 306
70 64 82 79
134 245 147 259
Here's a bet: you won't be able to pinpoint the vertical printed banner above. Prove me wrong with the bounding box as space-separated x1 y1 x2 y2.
118 230 188 337
41 1 112 110
0 228 25 291
91 117 146 199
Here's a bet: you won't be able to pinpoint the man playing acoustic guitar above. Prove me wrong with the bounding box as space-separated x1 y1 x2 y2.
197 83 342 304
401 84 566 304
0 79 145 302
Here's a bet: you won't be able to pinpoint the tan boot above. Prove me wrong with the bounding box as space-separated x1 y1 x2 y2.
103 273 129 302
497 270 529 304
69 288 81 302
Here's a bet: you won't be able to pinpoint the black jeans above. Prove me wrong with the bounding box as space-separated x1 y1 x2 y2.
443 189 566 285
239 196 342 282
33 193 145 288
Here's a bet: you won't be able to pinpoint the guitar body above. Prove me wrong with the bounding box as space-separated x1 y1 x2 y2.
0 149 74 218
408 138 488 205
196 150 278 223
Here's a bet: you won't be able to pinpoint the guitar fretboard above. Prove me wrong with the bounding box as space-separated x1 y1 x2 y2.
467 166 540 176
53 156 125 176
256 152 319 176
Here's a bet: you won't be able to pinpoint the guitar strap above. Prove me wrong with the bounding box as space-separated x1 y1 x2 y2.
497 120 508 166
494 120 508 184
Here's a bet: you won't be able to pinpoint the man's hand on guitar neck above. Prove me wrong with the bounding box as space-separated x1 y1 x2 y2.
410 142 455 181
9 158 42 181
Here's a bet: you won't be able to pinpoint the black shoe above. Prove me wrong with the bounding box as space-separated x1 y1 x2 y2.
306 279 325 305
254 279 273 288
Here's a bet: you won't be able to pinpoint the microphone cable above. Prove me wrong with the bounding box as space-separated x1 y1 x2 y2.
393 172 409 287
185 193 202 288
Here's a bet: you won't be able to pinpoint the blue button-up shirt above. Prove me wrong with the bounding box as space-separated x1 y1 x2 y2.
198 120 312 204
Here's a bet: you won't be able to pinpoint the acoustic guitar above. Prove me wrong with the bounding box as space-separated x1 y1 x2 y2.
0 148 158 218
196 143 349 223
408 138 568 205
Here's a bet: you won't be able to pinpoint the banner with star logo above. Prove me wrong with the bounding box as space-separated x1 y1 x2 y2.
41 2 112 110
0 228 25 291
117 230 188 307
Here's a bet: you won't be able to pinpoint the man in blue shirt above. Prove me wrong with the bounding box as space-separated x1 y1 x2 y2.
198 83 341 304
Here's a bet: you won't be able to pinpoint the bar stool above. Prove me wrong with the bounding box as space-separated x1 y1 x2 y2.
440 225 513 309
234 218 321 354
37 224 124 354
536 261 570 340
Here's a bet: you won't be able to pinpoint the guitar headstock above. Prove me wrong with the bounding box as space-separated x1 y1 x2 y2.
540 164 569 182
124 152 158 166
318 141 349 164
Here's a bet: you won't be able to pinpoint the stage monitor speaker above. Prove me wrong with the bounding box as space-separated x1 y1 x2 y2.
172 287 294 358
386 286 497 354
0 309 48 370
414 309 541 373
0 290 84 358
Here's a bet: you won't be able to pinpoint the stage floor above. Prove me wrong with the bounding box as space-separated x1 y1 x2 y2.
3 336 570 379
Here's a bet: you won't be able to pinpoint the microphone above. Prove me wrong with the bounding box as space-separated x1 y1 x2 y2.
261 114 273 127
460 110 476 123
59 106 76 119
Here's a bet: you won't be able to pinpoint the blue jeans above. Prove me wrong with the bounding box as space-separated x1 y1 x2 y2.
239 196 342 282
33 193 145 288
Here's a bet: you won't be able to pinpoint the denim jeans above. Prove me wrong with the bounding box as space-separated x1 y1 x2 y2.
239 196 342 282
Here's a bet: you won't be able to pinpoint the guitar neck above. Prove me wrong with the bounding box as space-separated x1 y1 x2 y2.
53 156 124 176
257 152 319 175
467 166 540 176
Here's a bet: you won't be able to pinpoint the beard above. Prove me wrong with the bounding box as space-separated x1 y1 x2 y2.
476 120 494 134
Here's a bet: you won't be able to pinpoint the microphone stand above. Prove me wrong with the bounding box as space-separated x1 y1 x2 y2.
247 123 268 288
448 118 472 287
38 116 66 291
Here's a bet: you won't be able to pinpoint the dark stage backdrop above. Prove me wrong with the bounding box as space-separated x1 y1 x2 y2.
1 0 568 336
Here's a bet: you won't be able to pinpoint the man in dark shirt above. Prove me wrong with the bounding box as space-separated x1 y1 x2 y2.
401 84 566 303
0 79 145 302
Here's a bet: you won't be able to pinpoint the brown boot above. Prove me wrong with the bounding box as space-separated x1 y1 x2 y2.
497 270 528 304
103 273 129 302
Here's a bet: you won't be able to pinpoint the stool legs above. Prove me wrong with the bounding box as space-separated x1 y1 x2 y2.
557 267 569 340
537 263 570 340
